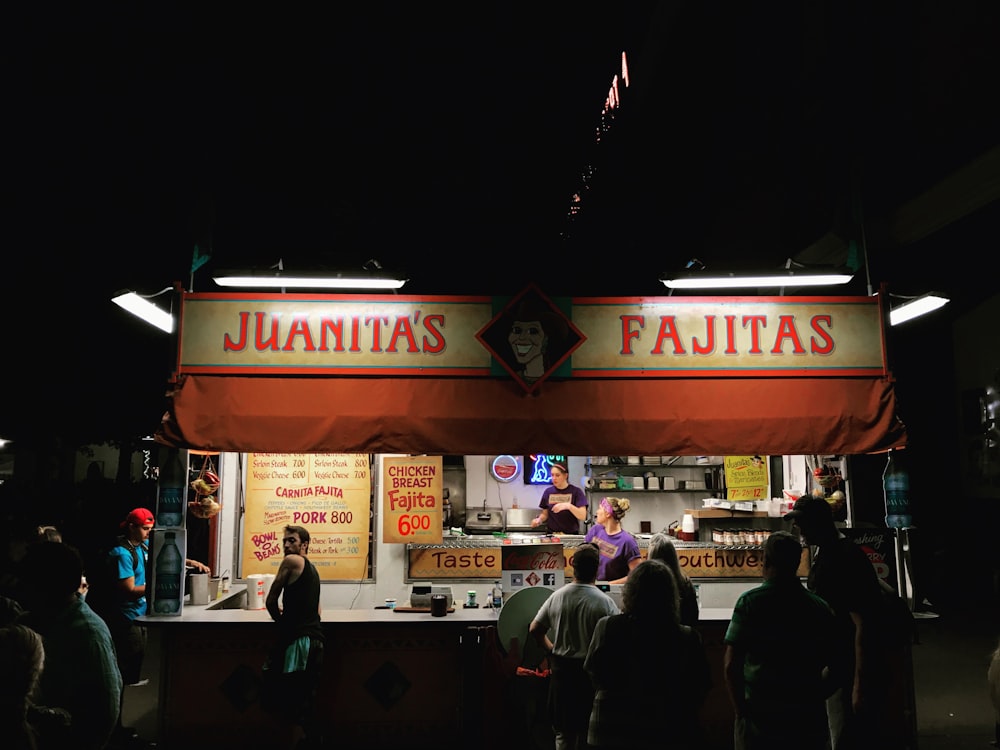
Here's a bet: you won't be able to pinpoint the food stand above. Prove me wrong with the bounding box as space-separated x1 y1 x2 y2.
142 286 910 749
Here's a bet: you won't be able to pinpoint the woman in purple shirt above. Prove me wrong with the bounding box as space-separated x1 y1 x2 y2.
531 462 587 534
585 496 641 583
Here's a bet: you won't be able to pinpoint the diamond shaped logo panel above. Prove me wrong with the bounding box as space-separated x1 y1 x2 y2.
363 660 412 710
475 284 585 393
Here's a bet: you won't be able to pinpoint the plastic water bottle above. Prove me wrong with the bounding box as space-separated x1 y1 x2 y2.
156 449 186 528
154 531 183 614
883 450 913 529
492 580 503 610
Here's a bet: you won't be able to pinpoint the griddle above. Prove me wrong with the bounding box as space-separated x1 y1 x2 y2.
464 508 504 534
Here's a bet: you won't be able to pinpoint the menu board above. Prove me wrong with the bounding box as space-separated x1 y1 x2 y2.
724 455 770 501
382 455 443 544
242 453 371 580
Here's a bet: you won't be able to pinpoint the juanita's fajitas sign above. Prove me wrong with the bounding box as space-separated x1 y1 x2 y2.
177 290 888 380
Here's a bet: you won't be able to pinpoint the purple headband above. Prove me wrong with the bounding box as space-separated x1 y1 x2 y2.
600 497 616 518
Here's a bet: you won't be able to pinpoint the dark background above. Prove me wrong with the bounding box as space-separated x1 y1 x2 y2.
3 0 998 570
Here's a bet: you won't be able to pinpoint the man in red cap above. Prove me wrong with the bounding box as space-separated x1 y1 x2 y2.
99 507 155 748
106 508 209 748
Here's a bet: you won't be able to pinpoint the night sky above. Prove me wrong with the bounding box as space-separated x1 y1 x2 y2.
4 4 998 445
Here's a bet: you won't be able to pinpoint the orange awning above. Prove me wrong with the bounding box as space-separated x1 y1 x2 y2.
156 374 907 456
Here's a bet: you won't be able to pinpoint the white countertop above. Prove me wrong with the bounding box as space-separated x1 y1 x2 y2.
138 586 735 625
139 586 505 625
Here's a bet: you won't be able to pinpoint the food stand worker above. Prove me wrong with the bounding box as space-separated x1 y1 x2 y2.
585 497 641 584
531 461 588 533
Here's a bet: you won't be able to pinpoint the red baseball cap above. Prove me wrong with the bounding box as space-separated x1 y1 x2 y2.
122 507 155 529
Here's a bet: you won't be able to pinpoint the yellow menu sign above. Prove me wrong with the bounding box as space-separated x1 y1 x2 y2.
382 456 443 544
724 455 770 501
242 453 371 580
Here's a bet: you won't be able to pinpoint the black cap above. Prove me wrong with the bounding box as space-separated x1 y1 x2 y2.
784 494 833 523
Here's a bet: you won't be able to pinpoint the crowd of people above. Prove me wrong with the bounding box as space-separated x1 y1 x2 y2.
0 502 215 750
524 492 910 750
1 462 925 750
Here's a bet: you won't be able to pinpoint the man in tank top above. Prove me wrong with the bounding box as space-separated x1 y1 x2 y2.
264 524 325 748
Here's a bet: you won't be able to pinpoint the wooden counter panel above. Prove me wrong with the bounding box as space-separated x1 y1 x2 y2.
153 619 495 749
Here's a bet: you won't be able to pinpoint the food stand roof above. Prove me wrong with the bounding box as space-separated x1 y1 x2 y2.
156 374 906 456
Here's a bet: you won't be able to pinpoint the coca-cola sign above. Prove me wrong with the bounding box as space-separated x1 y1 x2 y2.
502 546 564 571
490 454 521 483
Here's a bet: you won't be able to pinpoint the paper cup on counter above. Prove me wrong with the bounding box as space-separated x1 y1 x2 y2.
260 574 276 601
245 575 267 610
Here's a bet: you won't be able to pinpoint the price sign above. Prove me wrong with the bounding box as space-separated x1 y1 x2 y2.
383 456 443 544
242 453 371 580
724 455 769 501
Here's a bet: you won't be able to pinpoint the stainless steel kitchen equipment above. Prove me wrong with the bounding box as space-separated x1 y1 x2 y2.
464 507 504 534
504 507 541 532
409 584 454 609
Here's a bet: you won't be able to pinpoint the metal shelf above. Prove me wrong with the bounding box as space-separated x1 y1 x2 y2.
587 488 720 494
683 508 772 518
587 463 722 470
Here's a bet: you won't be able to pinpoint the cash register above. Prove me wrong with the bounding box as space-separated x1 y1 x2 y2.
409 584 454 609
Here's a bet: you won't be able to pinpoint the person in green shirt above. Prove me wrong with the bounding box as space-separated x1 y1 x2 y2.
724 530 836 750
18 541 123 750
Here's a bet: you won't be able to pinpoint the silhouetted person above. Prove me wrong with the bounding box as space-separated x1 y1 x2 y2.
647 532 699 627
787 494 889 750
17 541 122 750
585 559 711 748
0 593 26 626
529 543 619 750
0 622 46 749
1 517 35 602
35 526 62 543
0 622 73 750
724 530 836 750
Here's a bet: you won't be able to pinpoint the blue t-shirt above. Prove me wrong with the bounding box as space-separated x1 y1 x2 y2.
584 525 641 581
110 542 148 620
538 483 587 533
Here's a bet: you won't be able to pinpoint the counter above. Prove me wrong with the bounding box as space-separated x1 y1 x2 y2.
139 584 742 750
141 587 910 750
140 586 502 624
141 586 515 749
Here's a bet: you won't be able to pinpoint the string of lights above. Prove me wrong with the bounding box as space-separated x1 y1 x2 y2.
561 51 630 240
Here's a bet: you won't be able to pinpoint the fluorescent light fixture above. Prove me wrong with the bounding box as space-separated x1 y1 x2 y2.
212 270 408 290
889 293 950 326
111 290 174 333
661 271 854 290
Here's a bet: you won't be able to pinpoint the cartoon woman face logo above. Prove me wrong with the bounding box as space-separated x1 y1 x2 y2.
508 317 547 380
477 285 582 393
